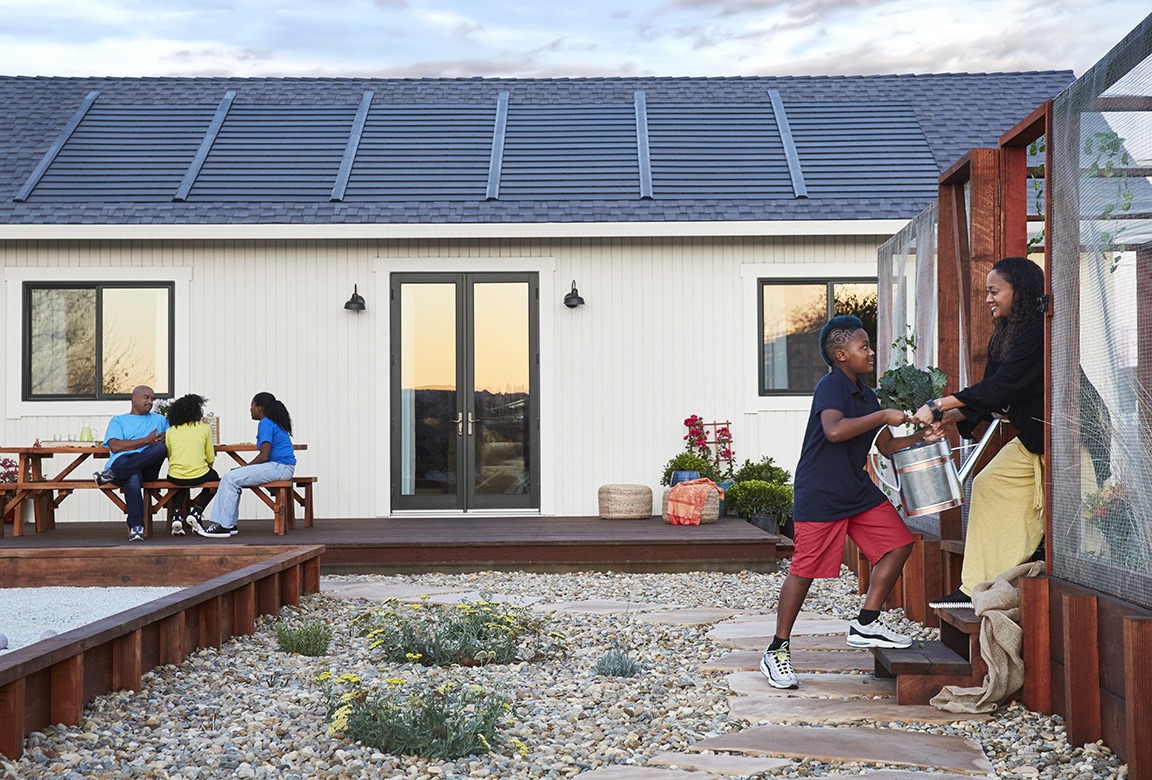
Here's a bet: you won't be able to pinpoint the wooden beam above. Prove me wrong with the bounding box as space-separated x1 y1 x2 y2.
158 612 186 666
198 596 222 650
999 100 1051 147
967 148 1000 383
1123 617 1152 777
234 582 257 636
1020 575 1053 714
0 678 26 759
112 629 142 692
49 654 85 726
1063 593 1102 746
281 565 302 607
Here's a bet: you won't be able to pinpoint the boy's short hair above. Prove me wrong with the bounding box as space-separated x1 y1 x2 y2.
819 315 863 366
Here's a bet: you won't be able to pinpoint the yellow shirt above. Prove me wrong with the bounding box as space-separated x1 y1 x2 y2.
165 422 215 480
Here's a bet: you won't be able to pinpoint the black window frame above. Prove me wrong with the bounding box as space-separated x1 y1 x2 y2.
22 281 176 402
757 277 878 396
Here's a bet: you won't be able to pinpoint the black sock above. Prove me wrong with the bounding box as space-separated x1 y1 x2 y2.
857 608 881 626
768 636 787 651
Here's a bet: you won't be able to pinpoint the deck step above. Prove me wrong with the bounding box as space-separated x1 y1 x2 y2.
937 605 981 661
872 641 981 705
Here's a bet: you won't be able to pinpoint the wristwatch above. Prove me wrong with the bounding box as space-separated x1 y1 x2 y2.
926 398 943 422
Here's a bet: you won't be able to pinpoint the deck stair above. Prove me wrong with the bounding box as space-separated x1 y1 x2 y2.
872 606 986 704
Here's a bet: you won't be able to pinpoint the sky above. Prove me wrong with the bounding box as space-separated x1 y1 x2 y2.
0 1 1146 80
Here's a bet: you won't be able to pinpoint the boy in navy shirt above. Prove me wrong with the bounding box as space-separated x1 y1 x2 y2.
760 315 943 689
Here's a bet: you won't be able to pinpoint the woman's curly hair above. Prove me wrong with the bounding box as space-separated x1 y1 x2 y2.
988 256 1044 362
166 394 207 427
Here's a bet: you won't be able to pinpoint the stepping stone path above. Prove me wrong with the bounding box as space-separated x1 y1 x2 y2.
324 583 996 778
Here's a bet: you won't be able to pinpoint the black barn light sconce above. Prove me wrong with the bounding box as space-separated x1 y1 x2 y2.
563 280 585 308
344 284 366 312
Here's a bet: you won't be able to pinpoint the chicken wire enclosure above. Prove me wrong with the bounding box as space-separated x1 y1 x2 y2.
877 203 938 373
1049 16 1152 609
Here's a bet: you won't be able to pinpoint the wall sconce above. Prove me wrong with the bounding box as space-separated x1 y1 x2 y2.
344 284 366 312
563 280 585 308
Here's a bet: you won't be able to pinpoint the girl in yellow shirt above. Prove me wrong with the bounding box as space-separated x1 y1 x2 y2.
164 394 218 536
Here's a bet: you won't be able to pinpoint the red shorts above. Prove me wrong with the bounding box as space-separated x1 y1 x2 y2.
789 501 914 579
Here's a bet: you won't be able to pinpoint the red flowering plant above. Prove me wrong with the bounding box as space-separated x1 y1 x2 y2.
682 415 736 481
1 456 17 511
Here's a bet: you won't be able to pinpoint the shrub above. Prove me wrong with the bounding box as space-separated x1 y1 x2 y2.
659 452 720 486
595 647 640 677
725 480 793 523
318 671 509 760
354 595 562 666
732 456 791 486
274 619 333 656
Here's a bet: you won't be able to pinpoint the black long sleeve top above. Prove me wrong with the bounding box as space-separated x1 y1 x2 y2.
954 318 1045 455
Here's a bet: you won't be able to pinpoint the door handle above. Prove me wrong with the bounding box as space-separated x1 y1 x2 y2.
467 412 475 436
453 412 463 436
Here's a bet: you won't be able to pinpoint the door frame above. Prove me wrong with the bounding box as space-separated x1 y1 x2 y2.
374 257 557 517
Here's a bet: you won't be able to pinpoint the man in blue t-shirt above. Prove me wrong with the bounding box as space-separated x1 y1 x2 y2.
94 385 169 541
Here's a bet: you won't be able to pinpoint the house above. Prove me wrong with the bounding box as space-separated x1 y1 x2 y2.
0 73 1072 521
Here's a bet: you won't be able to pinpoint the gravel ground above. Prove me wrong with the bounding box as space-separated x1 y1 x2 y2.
2 569 1128 779
0 587 181 654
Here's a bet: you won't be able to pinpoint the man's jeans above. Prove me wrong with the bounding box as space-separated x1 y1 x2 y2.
212 461 294 529
108 442 167 528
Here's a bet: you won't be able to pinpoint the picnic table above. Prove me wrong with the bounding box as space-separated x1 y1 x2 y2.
0 442 309 538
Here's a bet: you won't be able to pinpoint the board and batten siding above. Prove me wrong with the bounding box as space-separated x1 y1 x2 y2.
0 234 882 522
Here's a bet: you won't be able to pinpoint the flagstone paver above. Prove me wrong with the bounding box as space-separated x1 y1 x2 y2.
318 582 462 600
700 649 873 673
725 671 895 698
715 634 856 651
725 611 828 623
804 772 987 780
647 751 793 773
416 590 545 606
707 618 848 638
632 608 744 625
573 767 716 779
690 724 995 775
534 599 681 614
727 695 991 725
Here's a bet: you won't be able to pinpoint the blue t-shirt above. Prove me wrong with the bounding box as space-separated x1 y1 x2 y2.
104 412 170 467
258 417 295 465
791 366 889 522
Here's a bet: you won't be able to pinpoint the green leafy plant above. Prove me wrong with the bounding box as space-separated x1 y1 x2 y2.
354 595 562 667
877 333 947 414
659 452 720 486
595 647 640 677
1084 130 1134 273
317 671 510 760
732 456 790 486
274 619 333 656
725 480 793 524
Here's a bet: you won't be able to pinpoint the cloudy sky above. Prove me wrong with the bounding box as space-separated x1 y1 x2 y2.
0 1 1146 80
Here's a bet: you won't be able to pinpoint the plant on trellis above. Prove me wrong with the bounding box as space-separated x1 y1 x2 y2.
682 415 735 480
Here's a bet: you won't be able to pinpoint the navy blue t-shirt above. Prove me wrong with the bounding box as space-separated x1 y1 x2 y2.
792 366 889 522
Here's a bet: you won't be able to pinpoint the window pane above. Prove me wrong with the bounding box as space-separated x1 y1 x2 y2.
761 283 827 392
101 288 171 395
29 289 97 396
833 282 879 386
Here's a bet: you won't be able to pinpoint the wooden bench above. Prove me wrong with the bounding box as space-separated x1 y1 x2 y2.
8 476 316 537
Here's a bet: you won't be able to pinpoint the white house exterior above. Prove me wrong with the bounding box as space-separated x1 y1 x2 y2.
0 74 1071 522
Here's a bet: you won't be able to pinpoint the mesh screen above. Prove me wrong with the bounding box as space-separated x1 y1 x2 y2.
1049 24 1152 608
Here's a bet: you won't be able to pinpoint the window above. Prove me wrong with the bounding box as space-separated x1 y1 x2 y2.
23 282 174 400
758 279 878 394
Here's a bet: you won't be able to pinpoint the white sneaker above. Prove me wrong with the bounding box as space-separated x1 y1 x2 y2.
847 617 912 649
759 642 799 689
170 519 185 536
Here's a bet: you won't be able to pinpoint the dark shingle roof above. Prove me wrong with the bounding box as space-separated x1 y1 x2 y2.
0 73 1073 226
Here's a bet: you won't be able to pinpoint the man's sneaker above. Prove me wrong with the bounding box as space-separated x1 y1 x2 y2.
847 617 913 649
929 589 975 610
94 469 115 486
197 522 236 538
170 511 185 536
759 642 799 689
128 526 145 542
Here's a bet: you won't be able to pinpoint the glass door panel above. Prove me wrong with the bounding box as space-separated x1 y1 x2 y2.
397 282 459 507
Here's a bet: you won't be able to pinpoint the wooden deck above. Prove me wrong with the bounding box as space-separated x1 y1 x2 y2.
0 515 790 573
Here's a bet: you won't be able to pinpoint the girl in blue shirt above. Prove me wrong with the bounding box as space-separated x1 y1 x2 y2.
195 392 296 538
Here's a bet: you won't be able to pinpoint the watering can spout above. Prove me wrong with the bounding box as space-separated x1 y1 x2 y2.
956 418 1001 483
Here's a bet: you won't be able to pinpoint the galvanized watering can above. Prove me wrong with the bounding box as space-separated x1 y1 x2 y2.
872 419 1001 518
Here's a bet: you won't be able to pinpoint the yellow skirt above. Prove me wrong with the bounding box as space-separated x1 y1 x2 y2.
961 437 1045 595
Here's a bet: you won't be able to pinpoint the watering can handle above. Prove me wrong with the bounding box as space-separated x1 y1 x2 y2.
869 427 901 493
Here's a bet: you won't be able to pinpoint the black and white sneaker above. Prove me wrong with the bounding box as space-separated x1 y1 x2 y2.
847 617 912 649
759 642 799 689
197 522 236 538
170 510 185 536
929 589 975 610
94 469 116 486
128 526 145 542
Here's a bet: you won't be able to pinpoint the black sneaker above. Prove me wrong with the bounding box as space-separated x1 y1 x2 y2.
170 509 185 536
929 589 974 609
197 522 236 538
94 469 115 486
185 507 205 535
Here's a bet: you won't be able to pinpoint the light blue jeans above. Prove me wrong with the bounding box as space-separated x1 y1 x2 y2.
211 461 295 529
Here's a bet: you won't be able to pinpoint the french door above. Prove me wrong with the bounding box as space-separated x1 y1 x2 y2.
391 273 540 511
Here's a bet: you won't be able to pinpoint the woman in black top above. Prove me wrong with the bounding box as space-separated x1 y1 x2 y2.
911 256 1045 608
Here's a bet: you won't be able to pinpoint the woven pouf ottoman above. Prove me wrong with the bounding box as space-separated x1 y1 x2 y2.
597 484 654 519
661 487 719 524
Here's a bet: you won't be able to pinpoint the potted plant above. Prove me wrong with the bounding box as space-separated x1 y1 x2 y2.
725 480 793 534
659 452 719 487
1 456 17 525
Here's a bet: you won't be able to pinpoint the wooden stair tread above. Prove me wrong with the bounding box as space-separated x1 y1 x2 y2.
873 641 972 676
937 605 981 633
941 539 965 555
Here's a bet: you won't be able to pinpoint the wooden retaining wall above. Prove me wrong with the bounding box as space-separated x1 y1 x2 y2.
0 545 324 759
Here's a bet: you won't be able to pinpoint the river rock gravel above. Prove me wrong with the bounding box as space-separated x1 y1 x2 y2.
3 569 1128 779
